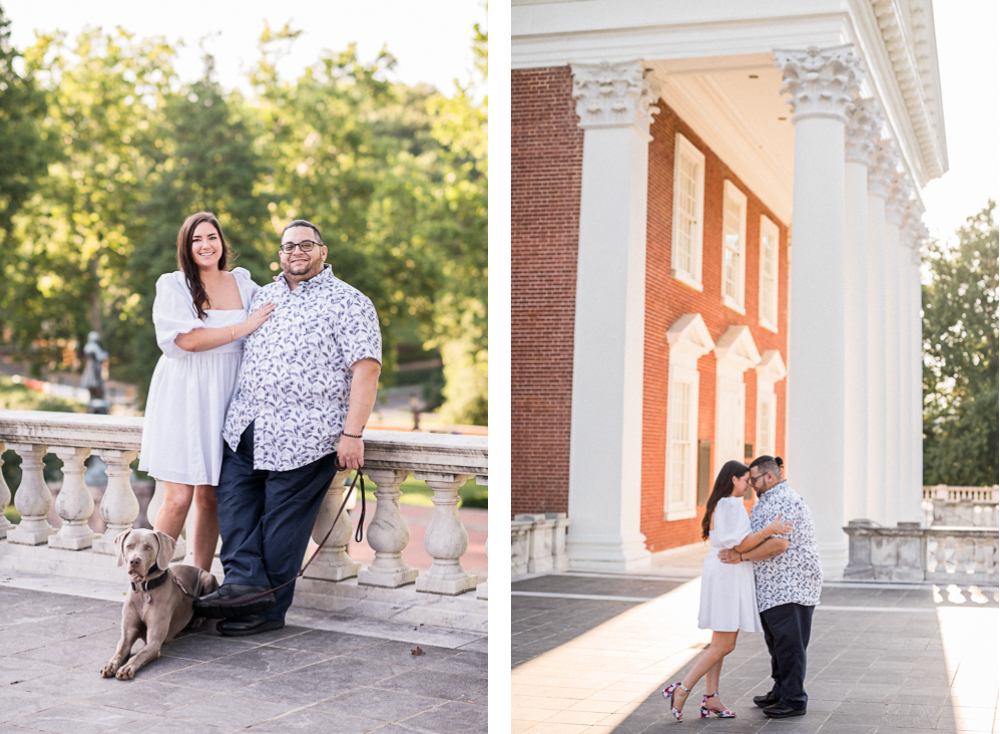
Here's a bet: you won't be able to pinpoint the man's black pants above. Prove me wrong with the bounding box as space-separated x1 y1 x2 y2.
215 422 339 622
759 602 814 710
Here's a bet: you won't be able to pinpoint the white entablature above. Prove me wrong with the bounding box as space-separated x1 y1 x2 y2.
513 0 947 225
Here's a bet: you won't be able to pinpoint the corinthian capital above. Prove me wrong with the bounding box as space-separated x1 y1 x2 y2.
774 45 864 123
867 138 898 199
885 172 912 226
845 98 883 164
571 61 660 133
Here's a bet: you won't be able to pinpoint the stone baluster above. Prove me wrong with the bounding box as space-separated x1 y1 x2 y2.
91 450 139 555
0 441 12 539
357 469 417 588
145 481 186 560
305 469 361 582
7 444 56 545
415 472 477 595
48 447 96 550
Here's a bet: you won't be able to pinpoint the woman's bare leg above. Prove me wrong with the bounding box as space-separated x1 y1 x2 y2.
671 631 738 712
189 485 219 572
153 482 194 540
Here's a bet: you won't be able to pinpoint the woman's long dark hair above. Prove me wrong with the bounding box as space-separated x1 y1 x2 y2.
701 460 750 540
176 211 230 320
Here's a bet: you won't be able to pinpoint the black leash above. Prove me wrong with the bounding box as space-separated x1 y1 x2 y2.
171 468 366 605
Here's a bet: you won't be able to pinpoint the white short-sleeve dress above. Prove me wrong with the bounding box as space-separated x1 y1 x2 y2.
138 268 259 486
697 496 764 633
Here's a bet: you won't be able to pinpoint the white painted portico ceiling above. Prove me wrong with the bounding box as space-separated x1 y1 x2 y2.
513 0 948 227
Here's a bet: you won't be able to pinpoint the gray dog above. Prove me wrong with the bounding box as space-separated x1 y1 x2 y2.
100 528 219 680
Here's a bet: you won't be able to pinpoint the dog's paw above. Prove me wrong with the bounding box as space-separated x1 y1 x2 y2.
99 660 120 678
115 663 137 680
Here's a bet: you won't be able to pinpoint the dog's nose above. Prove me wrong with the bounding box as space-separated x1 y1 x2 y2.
129 557 139 567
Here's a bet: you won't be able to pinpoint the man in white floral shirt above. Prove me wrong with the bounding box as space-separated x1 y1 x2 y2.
719 455 822 719
195 219 381 636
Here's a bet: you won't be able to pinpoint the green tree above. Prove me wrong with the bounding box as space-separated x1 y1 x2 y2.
3 28 175 373
423 22 488 424
124 59 272 399
922 201 999 485
0 2 49 240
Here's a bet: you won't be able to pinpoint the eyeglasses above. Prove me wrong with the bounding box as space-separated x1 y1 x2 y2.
279 240 321 253
748 473 764 485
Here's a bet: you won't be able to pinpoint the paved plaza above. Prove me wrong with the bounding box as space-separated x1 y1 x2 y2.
512 551 998 734
0 578 487 734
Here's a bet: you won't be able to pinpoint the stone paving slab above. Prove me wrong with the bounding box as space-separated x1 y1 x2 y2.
0 585 486 733
512 573 998 733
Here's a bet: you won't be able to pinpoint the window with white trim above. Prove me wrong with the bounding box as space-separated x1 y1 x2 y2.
756 394 776 459
665 369 700 520
671 134 705 292
759 215 780 332
722 180 746 314
715 379 745 476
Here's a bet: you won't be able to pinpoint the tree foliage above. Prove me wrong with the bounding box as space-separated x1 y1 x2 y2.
922 201 999 486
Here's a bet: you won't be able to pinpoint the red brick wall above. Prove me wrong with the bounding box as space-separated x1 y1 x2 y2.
641 101 790 552
511 67 584 517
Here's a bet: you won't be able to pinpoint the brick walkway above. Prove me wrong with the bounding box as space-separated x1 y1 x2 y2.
0 583 487 734
513 565 998 733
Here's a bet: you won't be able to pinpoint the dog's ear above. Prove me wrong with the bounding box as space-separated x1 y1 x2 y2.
114 529 131 567
154 531 176 571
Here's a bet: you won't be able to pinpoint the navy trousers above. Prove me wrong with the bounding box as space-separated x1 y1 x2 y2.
215 422 339 622
759 602 814 710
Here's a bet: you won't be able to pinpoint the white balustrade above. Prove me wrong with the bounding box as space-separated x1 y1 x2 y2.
7 444 55 545
48 446 95 550
0 410 488 629
305 468 362 582
0 441 12 539
415 472 477 595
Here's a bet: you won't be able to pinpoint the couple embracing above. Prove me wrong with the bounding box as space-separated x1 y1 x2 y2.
663 456 822 721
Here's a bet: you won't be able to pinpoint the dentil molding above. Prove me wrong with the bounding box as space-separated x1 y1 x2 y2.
773 44 864 123
570 61 660 133
845 97 883 165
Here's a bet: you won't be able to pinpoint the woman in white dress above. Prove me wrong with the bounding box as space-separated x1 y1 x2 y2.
138 212 274 571
662 460 792 722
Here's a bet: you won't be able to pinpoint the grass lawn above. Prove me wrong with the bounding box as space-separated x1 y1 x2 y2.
363 476 487 509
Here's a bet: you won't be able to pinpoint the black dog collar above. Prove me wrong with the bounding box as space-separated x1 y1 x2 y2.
130 567 170 593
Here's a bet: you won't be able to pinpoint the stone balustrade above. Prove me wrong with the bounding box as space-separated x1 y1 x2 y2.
511 512 570 576
0 410 488 631
922 485 999 528
844 519 999 585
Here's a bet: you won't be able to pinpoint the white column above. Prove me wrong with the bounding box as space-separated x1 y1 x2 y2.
415 472 477 595
883 174 908 527
900 210 926 524
305 469 362 582
843 98 879 523
775 45 863 576
565 61 659 572
910 239 926 523
865 139 893 525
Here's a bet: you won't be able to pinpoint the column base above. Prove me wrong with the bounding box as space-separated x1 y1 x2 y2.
818 540 849 580
476 581 488 600
305 558 361 582
358 567 418 588
7 521 56 546
0 517 12 539
566 536 652 573
416 573 478 596
92 525 130 556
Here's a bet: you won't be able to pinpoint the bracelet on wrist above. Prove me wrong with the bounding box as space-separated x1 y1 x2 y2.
343 431 363 439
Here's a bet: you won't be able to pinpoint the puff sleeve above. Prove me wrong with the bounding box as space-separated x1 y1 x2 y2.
712 497 753 548
152 273 205 360
232 267 260 312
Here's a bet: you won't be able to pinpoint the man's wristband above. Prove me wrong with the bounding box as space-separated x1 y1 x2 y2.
343 431 363 439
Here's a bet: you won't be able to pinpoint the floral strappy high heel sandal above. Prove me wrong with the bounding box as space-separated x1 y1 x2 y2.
662 681 691 722
700 692 736 718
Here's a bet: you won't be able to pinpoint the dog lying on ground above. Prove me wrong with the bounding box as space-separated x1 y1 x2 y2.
99 528 219 680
